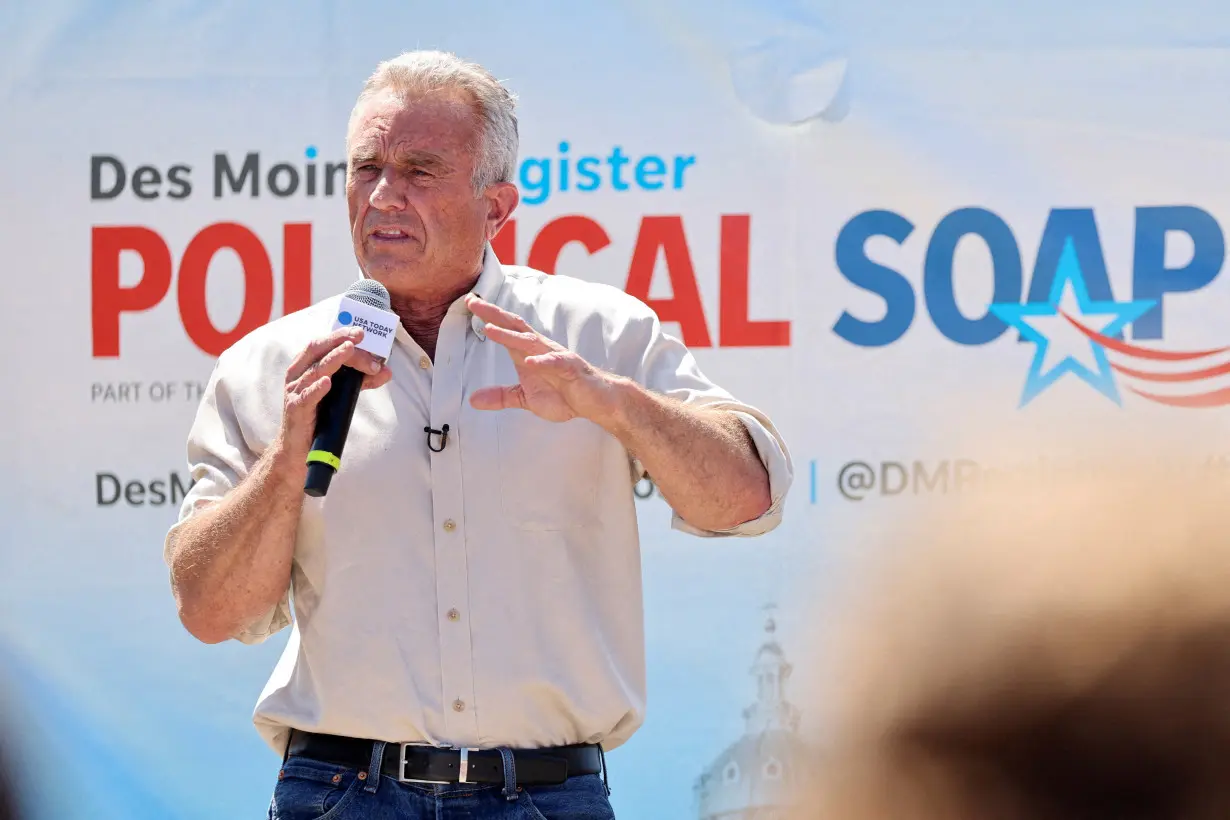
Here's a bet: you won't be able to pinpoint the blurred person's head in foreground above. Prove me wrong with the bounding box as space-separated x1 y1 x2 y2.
794 440 1230 820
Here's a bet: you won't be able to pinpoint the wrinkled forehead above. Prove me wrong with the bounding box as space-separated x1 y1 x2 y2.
346 87 481 160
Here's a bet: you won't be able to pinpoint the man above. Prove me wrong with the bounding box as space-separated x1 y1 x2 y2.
164 50 791 818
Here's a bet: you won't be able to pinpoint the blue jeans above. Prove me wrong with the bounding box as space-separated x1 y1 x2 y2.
267 746 616 819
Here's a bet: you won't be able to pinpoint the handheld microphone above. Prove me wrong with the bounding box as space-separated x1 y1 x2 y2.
304 279 397 497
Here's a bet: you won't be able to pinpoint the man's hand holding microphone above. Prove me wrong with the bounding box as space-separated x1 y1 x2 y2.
166 281 398 644
275 325 391 479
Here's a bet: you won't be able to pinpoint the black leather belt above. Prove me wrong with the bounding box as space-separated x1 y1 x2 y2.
286 730 602 787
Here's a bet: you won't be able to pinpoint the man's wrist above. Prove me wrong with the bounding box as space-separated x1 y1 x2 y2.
265 436 310 491
581 371 640 436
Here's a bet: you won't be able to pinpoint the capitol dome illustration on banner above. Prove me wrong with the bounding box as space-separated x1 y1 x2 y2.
694 608 811 819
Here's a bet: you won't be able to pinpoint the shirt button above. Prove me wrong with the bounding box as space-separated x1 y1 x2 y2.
447 608 460 621
443 519 456 532
419 355 430 369
453 699 466 712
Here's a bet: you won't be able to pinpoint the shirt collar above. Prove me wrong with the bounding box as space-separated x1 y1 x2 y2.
470 243 505 303
367 243 505 346
464 244 506 341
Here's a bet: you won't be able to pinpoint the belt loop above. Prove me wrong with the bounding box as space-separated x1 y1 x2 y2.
497 747 517 801
365 741 385 794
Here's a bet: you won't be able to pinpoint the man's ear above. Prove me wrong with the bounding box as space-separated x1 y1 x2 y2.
484 181 519 240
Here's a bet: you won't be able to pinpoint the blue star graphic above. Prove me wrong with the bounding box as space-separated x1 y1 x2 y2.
989 239 1155 408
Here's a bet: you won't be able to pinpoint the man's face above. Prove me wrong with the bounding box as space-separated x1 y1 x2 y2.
346 88 498 295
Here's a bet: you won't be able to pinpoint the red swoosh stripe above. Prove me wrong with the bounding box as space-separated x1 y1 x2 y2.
1127 385 1230 408
1110 358 1230 383
1062 313 1230 362
1056 312 1230 407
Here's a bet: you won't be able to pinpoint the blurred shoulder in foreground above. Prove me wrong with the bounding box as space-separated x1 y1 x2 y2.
793 450 1230 820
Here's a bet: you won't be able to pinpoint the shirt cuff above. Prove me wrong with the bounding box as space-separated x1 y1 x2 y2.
233 599 293 645
670 407 793 538
163 472 293 645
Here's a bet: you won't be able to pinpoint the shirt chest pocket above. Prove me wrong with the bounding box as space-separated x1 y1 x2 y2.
495 411 604 530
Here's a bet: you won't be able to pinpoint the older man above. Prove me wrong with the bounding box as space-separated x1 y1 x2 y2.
164 50 791 818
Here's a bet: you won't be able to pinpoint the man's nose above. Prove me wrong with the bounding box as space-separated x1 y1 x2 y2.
370 168 407 211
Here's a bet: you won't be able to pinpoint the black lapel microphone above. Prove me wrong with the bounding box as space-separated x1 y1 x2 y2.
304 279 393 497
424 424 450 452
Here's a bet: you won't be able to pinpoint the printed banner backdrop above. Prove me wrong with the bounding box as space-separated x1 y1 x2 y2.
4 1 1230 817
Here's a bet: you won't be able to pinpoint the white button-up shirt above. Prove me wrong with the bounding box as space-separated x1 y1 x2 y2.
165 247 792 755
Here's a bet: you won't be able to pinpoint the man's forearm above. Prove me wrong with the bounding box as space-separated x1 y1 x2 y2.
167 441 306 643
593 376 772 531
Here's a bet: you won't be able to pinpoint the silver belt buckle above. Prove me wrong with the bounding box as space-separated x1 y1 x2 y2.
455 748 481 783
398 744 480 785
398 743 450 785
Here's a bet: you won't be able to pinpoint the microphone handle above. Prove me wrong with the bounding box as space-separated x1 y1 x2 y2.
304 364 366 497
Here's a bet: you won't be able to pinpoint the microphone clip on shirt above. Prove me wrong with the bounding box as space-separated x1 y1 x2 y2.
425 424 450 453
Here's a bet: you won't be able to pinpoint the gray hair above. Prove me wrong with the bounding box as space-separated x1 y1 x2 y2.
347 50 519 193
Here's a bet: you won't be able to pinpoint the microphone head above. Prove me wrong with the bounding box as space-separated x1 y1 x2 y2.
345 279 392 311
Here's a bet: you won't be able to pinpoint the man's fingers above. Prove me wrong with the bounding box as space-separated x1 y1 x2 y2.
287 374 332 414
523 351 578 374
349 349 385 376
483 324 544 354
469 384 525 411
361 365 393 391
467 295 533 333
288 340 356 394
287 327 361 380
290 342 387 395
287 327 364 382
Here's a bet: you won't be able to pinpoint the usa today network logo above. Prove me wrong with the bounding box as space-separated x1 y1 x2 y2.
824 456 1230 501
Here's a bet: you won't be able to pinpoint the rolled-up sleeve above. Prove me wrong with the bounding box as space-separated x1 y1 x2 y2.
163 358 292 645
619 302 793 538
